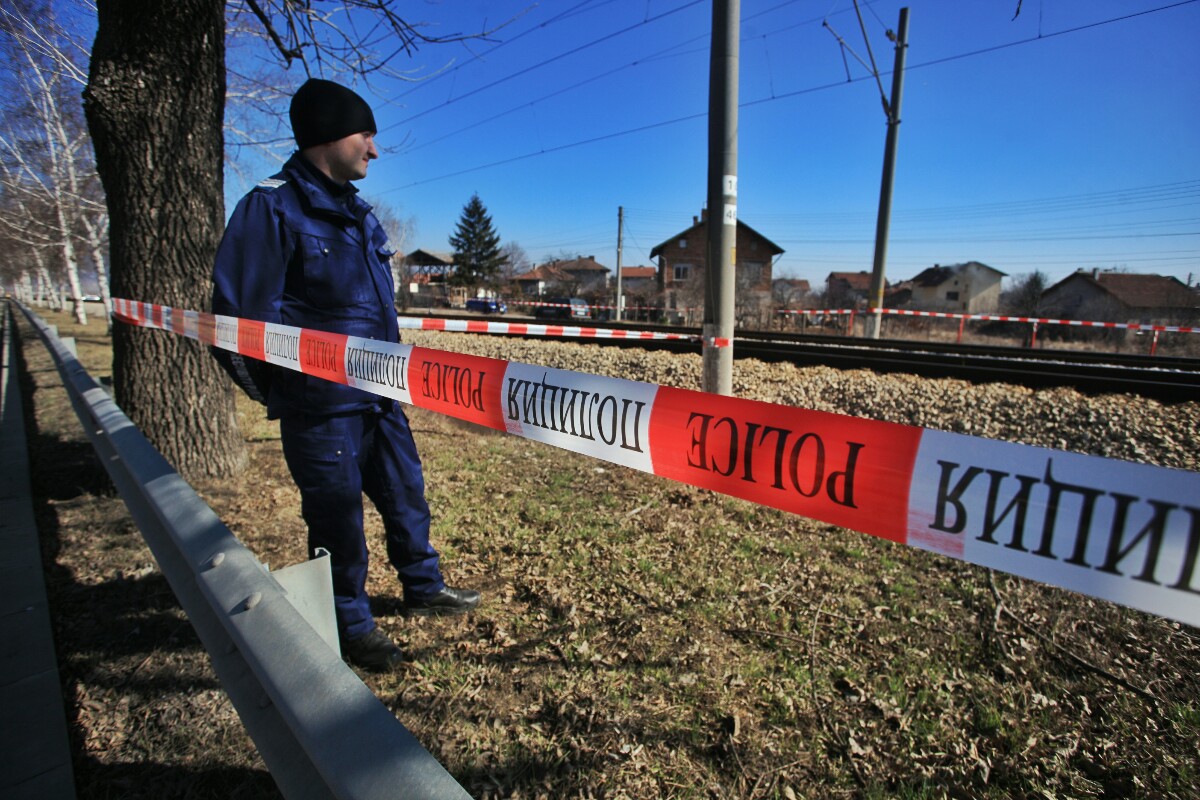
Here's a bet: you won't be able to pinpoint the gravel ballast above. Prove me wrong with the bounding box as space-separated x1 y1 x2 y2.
403 330 1200 473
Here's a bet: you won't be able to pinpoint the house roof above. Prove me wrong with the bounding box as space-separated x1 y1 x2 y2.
1047 271 1198 309
546 256 610 273
620 266 657 280
910 261 1006 287
514 255 612 283
404 249 454 266
513 263 572 283
649 216 784 259
826 271 873 291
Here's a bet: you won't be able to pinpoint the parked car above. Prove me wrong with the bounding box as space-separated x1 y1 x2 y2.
533 297 589 320
465 297 507 314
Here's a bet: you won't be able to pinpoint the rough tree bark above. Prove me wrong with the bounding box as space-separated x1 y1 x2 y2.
83 0 246 479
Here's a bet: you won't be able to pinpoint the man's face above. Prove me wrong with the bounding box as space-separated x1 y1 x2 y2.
323 131 378 183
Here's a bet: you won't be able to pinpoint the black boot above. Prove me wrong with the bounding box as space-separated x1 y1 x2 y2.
403 586 481 617
342 627 404 672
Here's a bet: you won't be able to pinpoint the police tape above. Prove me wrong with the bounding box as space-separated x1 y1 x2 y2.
396 316 697 341
111 298 1200 628
780 306 1200 334
398 316 733 349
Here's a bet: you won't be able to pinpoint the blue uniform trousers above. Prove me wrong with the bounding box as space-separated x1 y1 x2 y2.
279 400 445 639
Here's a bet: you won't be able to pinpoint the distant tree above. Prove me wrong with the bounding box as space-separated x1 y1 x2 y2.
623 279 660 322
0 1 106 325
500 241 531 280
368 197 416 308
771 278 808 330
826 278 860 311
499 240 531 300
1001 271 1049 316
735 266 769 329
448 193 506 287
673 270 706 326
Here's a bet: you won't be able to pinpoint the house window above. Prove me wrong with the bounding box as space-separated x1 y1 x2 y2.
946 291 960 301
674 263 692 282
679 238 688 248
742 261 764 285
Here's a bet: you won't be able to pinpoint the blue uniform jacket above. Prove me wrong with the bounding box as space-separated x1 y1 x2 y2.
212 153 398 419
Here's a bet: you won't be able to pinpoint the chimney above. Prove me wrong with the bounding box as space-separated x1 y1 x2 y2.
1092 268 1099 279
693 216 698 226
700 208 708 222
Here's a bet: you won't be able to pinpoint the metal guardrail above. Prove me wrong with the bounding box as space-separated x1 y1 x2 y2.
17 301 471 800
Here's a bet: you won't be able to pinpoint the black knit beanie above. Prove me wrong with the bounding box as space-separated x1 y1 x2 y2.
289 79 377 149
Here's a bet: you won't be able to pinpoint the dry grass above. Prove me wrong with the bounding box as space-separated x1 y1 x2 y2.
20 308 1200 799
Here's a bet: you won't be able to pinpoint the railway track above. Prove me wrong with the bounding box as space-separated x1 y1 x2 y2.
414 313 1200 403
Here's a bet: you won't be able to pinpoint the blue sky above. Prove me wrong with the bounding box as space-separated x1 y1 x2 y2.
226 0 1200 290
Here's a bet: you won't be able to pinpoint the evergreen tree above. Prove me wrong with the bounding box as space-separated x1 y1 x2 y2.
448 193 506 287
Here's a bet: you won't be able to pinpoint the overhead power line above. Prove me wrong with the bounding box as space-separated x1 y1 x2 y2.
386 0 1199 191
393 0 851 153
383 0 706 131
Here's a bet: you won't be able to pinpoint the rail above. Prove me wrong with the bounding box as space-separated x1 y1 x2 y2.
15 301 471 800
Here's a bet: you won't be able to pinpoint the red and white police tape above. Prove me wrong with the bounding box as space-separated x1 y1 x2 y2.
396 315 697 342
112 298 1200 628
780 306 1199 334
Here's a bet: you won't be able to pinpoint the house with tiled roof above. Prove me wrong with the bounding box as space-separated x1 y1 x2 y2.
513 255 610 296
649 210 784 308
618 266 657 290
824 271 874 307
648 211 787 321
908 261 1006 313
1041 270 1198 324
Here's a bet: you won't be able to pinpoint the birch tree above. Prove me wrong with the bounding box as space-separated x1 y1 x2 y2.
0 2 109 325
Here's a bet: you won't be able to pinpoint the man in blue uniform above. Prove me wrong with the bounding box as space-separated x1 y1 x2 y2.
211 78 479 672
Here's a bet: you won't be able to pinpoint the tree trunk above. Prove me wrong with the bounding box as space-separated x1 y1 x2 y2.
53 197 87 325
17 270 32 303
35 259 60 309
84 0 247 480
81 213 114 332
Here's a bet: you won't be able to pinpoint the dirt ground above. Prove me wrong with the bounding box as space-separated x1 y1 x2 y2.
17 309 1200 799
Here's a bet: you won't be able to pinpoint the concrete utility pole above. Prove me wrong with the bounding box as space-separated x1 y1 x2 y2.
865 7 909 340
615 206 624 321
703 0 739 395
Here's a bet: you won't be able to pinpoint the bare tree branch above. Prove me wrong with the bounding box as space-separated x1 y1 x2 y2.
232 0 525 81
243 0 305 67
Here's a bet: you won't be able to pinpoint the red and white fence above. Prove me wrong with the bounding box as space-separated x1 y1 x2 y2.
780 307 1199 353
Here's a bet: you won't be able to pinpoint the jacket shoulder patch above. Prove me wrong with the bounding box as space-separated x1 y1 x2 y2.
256 178 287 191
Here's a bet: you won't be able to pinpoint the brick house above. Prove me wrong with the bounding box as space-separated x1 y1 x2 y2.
649 210 784 315
825 271 874 308
1041 270 1198 325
